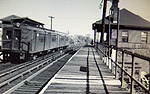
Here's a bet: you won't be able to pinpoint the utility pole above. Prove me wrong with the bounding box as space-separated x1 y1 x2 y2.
48 16 55 30
100 0 107 43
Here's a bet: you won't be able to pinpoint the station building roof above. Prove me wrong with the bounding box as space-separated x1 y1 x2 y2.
93 8 150 31
119 9 150 27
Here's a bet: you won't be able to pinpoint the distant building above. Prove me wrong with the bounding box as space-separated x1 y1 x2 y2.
92 8 150 80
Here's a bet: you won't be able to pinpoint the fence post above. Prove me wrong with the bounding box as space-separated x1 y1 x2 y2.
108 47 109 68
121 51 125 88
115 48 119 79
94 30 96 46
106 46 108 66
108 47 111 69
149 61 150 94
131 54 135 94
104 45 106 64
111 48 115 74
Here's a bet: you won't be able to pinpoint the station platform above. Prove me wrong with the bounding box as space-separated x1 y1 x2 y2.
42 46 129 94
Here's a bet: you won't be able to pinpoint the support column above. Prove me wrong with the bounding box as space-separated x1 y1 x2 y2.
94 30 96 46
100 0 107 43
115 8 120 79
131 54 135 94
108 9 112 70
121 51 125 88
149 61 150 94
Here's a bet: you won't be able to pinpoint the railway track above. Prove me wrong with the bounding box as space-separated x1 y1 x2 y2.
0 50 60 78
0 46 81 94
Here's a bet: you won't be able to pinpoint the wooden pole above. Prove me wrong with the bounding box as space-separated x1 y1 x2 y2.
131 54 135 94
121 51 125 88
100 0 107 43
149 61 150 94
115 8 120 79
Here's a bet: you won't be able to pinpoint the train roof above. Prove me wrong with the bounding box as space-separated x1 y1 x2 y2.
12 17 44 25
0 15 20 22
0 15 44 26
54 30 68 35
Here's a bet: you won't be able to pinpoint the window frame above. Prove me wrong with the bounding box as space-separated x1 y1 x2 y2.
141 32 147 43
51 35 57 42
122 30 128 42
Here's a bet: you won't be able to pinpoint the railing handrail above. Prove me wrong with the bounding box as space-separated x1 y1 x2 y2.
101 43 150 61
95 43 149 93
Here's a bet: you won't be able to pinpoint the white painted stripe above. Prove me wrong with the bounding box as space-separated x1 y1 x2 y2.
39 47 83 94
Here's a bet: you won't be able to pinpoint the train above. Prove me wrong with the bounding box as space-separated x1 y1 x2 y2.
0 15 87 63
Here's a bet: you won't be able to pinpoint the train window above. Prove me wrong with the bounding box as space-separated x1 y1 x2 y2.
52 35 56 42
60 36 64 41
36 33 39 41
37 33 39 37
14 30 21 40
39 34 45 42
66 37 68 41
6 30 12 39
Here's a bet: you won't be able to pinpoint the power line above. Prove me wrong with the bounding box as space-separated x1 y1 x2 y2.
52 17 100 20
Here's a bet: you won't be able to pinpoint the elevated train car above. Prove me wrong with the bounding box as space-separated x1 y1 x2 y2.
0 15 70 63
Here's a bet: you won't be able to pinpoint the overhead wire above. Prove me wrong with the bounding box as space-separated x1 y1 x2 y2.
52 17 100 20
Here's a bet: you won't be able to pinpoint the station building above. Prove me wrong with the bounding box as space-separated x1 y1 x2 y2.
92 8 150 81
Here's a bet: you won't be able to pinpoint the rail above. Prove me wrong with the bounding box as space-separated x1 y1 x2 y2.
3 53 68 94
0 51 60 78
2 46 80 94
95 43 150 94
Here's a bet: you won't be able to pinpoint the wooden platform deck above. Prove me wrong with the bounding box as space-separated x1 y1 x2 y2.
43 47 129 94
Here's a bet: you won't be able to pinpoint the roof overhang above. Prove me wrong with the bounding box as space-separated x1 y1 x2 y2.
92 23 150 32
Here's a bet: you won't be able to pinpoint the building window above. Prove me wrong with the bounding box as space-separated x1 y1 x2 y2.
141 32 147 43
122 31 128 42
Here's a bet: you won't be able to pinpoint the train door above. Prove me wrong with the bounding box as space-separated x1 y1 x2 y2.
51 34 57 49
64 36 66 46
2 28 13 49
13 29 21 50
56 34 58 47
57 34 60 47
59 35 61 47
33 31 37 52
48 33 51 48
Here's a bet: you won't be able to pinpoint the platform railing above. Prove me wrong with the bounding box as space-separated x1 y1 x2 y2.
95 43 150 94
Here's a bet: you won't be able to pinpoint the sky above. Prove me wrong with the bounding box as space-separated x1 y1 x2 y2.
0 0 150 38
